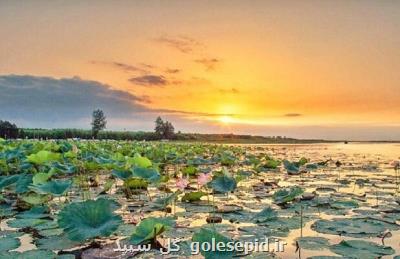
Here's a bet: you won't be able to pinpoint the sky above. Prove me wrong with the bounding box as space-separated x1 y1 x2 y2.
0 0 399 140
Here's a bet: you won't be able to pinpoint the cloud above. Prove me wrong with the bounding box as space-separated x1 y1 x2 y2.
284 113 303 117
194 58 220 70
0 75 156 128
128 74 183 87
165 68 180 74
128 75 168 86
90 61 149 74
154 35 202 53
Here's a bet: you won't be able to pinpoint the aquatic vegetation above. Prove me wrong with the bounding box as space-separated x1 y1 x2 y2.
58 198 122 242
130 217 174 245
0 140 399 257
273 186 304 205
192 228 236 259
330 240 394 259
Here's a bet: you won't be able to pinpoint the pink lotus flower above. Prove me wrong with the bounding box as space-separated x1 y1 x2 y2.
176 177 189 191
391 160 400 169
197 173 212 187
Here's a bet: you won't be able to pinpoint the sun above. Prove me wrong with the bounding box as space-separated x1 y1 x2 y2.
219 115 234 124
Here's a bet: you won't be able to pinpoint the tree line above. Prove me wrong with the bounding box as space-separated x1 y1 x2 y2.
1 109 176 140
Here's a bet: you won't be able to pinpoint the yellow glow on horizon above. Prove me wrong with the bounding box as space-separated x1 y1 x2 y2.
219 115 234 124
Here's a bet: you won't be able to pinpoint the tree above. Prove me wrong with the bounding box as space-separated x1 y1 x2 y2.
91 109 107 139
0 120 19 139
154 117 164 137
154 117 175 139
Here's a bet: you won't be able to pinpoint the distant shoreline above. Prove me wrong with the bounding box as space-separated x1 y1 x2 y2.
5 128 398 144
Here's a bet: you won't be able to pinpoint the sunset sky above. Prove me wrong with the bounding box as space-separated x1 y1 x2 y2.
1 1 399 140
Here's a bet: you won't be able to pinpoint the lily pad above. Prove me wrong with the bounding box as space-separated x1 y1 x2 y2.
330 240 395 259
273 186 304 205
31 179 72 196
296 236 330 250
192 228 236 259
58 198 122 242
130 217 174 245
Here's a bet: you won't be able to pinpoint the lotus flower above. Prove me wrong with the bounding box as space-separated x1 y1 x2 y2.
175 177 189 191
197 173 212 187
390 160 400 169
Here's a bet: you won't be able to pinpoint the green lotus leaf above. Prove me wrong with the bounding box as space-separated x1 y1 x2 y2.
20 193 50 205
36 234 80 250
210 173 237 194
295 236 330 250
152 192 180 209
127 154 152 168
0 249 57 259
273 186 304 204
131 167 160 183
181 191 206 202
124 178 148 190
330 240 394 259
182 165 198 176
130 217 174 245
0 175 20 190
0 204 14 218
192 228 236 259
15 174 33 194
311 218 399 237
31 179 72 196
32 172 53 185
7 218 50 229
283 160 300 174
111 169 132 180
298 157 308 166
16 206 49 219
331 200 359 210
27 150 61 165
58 198 122 242
0 236 20 252
252 207 278 223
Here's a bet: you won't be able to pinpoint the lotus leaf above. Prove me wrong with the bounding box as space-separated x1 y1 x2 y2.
27 150 61 165
192 228 236 259
58 198 122 242
210 173 237 194
295 236 330 250
131 167 160 183
252 207 278 223
31 179 72 196
330 240 394 259
130 217 174 245
273 186 304 204
181 191 206 202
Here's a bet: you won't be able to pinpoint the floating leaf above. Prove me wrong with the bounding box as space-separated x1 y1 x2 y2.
58 198 122 242
311 218 398 237
0 236 20 252
181 191 206 202
32 172 52 185
131 167 160 183
210 173 236 194
330 240 394 259
27 151 61 165
130 217 174 245
273 186 304 204
0 175 20 190
111 170 132 180
36 234 80 250
252 207 278 223
192 228 236 259
295 236 330 250
31 179 72 196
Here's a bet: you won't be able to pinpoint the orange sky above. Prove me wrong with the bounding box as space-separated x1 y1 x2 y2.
0 1 399 140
